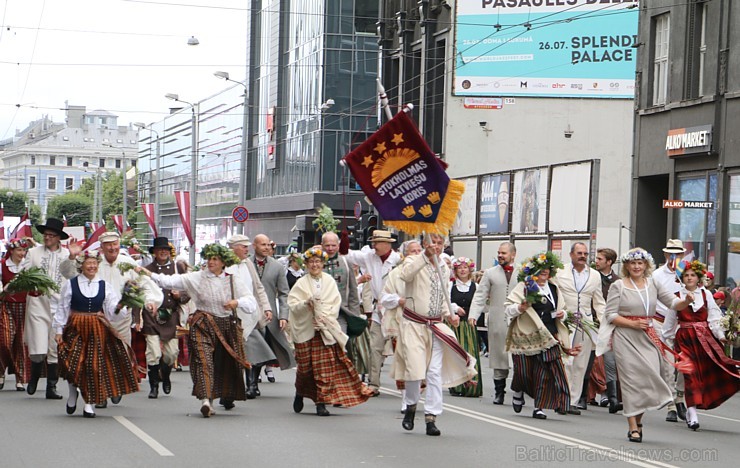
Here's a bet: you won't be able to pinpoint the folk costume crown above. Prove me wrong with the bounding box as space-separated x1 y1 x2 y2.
75 250 102 270
303 247 329 262
517 251 563 282
452 256 475 270
678 259 707 278
200 243 240 267
619 248 655 266
5 238 31 250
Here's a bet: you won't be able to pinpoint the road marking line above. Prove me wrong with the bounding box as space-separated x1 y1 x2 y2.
380 388 678 468
698 412 740 423
114 416 174 456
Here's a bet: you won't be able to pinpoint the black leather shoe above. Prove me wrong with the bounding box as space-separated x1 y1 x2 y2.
532 409 547 420
160 363 172 395
293 395 304 413
83 410 96 419
46 386 63 400
95 401 108 409
426 421 441 436
666 410 678 422
149 384 159 399
687 421 700 431
220 399 235 410
265 367 276 383
16 383 25 392
512 395 524 414
111 395 122 404
27 362 43 395
316 404 330 416
402 405 416 430
676 403 687 421
628 429 642 443
567 408 582 415
575 398 588 410
66 403 77 415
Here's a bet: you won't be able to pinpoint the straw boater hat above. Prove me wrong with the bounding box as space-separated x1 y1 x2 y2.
662 239 686 254
368 230 394 243
35 218 69 240
99 232 121 243
227 234 252 247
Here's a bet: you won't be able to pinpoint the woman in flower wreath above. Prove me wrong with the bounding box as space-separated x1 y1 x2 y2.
52 251 139 418
137 243 257 418
504 251 579 420
449 257 482 397
288 247 372 417
596 248 693 443
0 238 33 391
661 259 740 431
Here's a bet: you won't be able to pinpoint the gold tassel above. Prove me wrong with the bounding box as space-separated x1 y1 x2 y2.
385 179 465 236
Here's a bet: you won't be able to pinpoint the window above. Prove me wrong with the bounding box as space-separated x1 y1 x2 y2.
117 139 123 144
99 158 105 168
676 172 717 269
29 176 36 189
685 3 707 99
698 3 707 96
48 177 57 190
652 14 670 105
115 159 122 169
65 177 74 191
30 155 36 165
49 155 56 166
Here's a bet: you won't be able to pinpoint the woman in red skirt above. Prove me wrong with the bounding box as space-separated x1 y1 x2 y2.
53 251 139 418
0 238 32 391
662 260 740 430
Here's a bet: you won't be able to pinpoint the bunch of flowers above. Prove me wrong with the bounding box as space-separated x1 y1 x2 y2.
120 230 144 255
720 288 740 356
119 280 146 310
516 251 563 306
563 308 599 335
452 257 475 270
200 243 240 267
303 247 329 262
4 267 60 296
117 262 139 275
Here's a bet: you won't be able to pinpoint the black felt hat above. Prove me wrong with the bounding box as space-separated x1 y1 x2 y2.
35 218 69 240
149 236 171 254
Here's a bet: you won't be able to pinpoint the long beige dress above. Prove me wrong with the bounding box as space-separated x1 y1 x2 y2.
598 278 678 417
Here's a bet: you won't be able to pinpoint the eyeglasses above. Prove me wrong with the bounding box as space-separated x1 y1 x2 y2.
43 233 60 238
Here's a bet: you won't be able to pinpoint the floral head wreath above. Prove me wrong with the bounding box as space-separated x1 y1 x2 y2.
75 250 102 270
167 242 177 260
619 248 654 265
288 252 304 267
5 238 31 251
200 243 240 267
517 251 564 282
680 259 707 278
303 247 329 262
452 257 475 270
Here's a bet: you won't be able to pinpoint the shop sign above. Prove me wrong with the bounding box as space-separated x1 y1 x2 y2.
663 199 715 209
666 125 712 157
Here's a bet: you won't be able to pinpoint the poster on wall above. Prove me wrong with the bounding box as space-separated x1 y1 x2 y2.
549 162 592 232
452 177 479 236
512 168 549 233
454 2 638 98
479 173 510 234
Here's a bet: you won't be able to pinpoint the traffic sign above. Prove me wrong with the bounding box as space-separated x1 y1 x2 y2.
232 205 250 223
354 201 362 220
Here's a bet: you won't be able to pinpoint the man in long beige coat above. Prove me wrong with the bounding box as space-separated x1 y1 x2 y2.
468 242 518 405
393 234 475 436
551 242 605 412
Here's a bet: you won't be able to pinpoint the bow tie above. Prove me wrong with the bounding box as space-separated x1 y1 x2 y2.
256 259 266 266
502 265 513 273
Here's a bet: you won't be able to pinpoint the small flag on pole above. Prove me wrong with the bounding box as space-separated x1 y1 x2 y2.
175 191 193 245
141 203 158 237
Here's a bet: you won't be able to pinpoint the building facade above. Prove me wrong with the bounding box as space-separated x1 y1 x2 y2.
0 105 137 218
633 1 738 285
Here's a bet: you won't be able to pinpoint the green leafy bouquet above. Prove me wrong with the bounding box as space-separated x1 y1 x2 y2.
4 268 60 296
119 280 146 310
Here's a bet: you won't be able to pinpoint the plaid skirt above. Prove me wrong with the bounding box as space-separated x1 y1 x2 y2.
511 345 571 411
58 313 140 405
1 302 31 382
188 312 248 401
294 334 371 407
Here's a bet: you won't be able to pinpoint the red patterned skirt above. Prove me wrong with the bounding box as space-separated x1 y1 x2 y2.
58 312 140 405
0 301 31 382
294 334 372 407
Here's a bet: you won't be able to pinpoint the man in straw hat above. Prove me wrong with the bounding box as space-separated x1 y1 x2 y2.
344 229 401 396
651 238 688 422
20 218 70 399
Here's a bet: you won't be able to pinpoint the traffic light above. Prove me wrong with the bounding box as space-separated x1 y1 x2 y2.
346 223 360 250
291 233 304 253
360 213 378 245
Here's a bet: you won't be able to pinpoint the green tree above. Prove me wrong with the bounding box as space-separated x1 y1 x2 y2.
0 191 30 216
46 194 92 227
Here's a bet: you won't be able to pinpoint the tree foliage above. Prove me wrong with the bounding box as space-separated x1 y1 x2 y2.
46 194 92 227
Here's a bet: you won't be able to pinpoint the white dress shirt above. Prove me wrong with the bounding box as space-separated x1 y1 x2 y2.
152 270 257 318
661 287 724 342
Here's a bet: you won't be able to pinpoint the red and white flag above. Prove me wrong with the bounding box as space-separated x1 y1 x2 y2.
112 214 124 234
141 203 158 237
10 210 32 239
175 191 193 246
82 224 108 252
0 204 5 241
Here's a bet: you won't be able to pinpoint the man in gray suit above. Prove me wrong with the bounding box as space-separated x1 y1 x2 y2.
250 234 295 394
468 242 518 405
321 232 361 332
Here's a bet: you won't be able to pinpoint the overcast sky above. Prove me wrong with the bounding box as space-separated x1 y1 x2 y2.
0 0 248 140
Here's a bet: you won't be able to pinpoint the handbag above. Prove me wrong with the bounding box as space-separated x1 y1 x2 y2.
341 309 368 338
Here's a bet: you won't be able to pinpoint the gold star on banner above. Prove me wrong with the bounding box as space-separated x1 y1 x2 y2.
374 141 387 154
392 133 404 145
361 155 374 168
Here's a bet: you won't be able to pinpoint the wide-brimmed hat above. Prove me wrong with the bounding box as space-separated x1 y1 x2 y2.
227 234 252 247
368 230 394 243
35 218 69 240
149 236 171 254
99 231 121 244
662 239 686 254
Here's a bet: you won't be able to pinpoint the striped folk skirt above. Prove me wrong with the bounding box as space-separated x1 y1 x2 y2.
295 334 372 407
58 313 140 405
0 302 30 382
449 320 482 397
511 345 570 411
188 312 248 401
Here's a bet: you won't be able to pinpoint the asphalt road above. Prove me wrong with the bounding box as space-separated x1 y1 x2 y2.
0 361 737 468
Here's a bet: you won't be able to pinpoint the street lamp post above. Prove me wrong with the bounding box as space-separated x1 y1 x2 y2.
134 123 161 228
214 71 249 234
165 93 199 265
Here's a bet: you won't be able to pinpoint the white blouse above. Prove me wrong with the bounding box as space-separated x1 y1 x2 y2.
661 287 724 341
52 275 124 334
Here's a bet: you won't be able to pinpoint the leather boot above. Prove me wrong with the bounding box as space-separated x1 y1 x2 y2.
606 381 623 413
148 364 160 399
425 414 441 436
676 402 687 421
245 367 258 399
402 404 416 431
493 379 506 405
160 360 172 395
45 363 63 400
27 361 43 395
